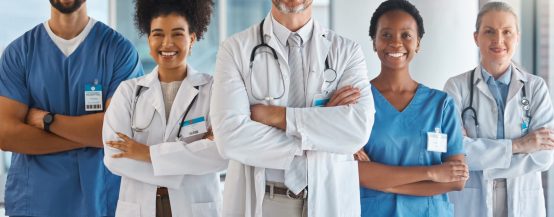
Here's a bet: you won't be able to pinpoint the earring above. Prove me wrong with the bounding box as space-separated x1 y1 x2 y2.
189 46 192 56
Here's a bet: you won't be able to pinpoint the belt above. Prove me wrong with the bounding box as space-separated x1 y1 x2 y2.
157 187 169 197
265 184 307 199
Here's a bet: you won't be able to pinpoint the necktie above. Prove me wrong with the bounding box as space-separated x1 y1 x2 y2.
284 33 307 194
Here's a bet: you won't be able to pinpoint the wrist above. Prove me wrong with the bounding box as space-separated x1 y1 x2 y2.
43 112 55 132
512 138 522 154
425 166 435 181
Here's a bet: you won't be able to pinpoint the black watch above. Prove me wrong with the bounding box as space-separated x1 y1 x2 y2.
43 112 55 132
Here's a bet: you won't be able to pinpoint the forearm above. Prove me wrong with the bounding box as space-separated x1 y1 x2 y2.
385 180 465 196
358 161 431 190
0 121 84 154
50 113 104 148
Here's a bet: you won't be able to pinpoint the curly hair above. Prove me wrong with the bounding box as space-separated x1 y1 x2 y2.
369 0 425 40
134 0 214 40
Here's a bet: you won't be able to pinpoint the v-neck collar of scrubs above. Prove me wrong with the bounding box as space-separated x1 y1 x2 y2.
371 83 423 114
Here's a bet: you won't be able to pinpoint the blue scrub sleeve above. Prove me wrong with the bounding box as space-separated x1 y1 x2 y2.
0 41 30 105
441 96 464 159
106 38 143 99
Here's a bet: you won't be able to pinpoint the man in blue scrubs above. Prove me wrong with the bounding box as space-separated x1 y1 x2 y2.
0 0 143 216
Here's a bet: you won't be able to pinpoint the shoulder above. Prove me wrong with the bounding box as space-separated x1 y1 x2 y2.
3 24 43 58
420 84 456 109
446 69 474 86
90 21 136 51
220 25 258 52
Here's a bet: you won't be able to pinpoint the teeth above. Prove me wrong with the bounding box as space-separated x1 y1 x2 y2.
388 53 404 58
160 51 177 57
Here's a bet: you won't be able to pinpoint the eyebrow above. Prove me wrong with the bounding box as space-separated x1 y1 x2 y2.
150 27 186 33
483 25 515 29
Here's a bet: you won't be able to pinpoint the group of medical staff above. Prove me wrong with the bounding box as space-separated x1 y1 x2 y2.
0 0 553 217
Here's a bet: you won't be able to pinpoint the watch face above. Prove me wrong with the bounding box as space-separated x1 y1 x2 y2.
44 114 53 123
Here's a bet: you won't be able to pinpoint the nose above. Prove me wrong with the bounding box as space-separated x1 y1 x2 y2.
491 32 503 44
162 35 174 47
388 36 402 48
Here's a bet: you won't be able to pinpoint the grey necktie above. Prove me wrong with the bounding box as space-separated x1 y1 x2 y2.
285 33 307 194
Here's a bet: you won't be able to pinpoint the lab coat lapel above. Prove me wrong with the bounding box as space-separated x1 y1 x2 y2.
305 21 331 106
506 64 527 103
474 66 495 102
164 67 203 142
137 68 167 128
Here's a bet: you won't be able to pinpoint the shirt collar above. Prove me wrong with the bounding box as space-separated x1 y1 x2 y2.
270 14 314 47
481 65 512 86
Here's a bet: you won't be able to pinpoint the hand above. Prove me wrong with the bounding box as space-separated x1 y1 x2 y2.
250 104 286 129
326 86 360 107
204 127 214 141
427 161 469 182
25 108 48 130
106 132 151 162
354 148 370 161
512 128 554 154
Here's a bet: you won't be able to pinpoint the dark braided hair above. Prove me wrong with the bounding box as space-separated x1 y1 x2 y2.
369 0 425 40
135 0 214 40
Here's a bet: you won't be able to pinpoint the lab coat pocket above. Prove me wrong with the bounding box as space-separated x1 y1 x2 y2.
334 160 360 216
191 201 220 217
115 200 141 217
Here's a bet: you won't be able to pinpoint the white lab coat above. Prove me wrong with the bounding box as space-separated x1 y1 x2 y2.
103 66 228 217
444 65 554 217
210 14 374 217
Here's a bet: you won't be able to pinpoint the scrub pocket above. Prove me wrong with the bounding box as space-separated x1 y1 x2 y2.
191 201 220 217
115 200 141 217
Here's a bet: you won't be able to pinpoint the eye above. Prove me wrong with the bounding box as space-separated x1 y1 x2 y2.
484 29 495 35
402 32 413 39
173 32 185 37
381 32 392 39
503 30 513 36
151 32 163 37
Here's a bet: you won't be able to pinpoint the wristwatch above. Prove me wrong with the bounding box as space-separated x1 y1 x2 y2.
43 112 55 132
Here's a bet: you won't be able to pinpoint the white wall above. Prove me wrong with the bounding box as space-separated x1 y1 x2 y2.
333 0 478 89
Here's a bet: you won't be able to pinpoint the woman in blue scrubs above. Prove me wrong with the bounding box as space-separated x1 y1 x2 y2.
357 0 469 216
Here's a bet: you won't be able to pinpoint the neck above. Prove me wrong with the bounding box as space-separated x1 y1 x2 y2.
49 5 88 40
158 64 188 83
271 7 311 32
481 60 511 79
372 67 417 92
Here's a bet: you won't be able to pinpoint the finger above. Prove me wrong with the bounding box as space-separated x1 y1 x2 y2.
107 141 127 151
116 132 131 141
358 151 370 161
336 93 361 106
112 153 127 158
326 86 354 106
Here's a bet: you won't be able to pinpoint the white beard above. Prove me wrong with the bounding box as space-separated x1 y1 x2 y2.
275 1 308 14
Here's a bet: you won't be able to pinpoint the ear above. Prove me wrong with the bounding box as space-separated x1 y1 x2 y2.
190 32 197 47
473 31 479 47
416 39 421 53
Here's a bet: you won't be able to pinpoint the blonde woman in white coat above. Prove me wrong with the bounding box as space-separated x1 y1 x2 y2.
444 2 554 217
103 0 227 216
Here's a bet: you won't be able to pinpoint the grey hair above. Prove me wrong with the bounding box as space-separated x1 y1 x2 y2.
475 1 519 33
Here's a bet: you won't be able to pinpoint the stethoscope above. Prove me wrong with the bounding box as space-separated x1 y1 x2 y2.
249 19 337 102
131 85 199 141
461 67 532 133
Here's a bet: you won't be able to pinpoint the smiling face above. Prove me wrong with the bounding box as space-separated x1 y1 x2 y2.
474 10 519 68
49 0 86 14
373 10 420 71
148 13 196 72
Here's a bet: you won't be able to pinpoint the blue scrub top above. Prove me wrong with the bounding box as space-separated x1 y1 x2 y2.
360 84 464 217
0 21 143 217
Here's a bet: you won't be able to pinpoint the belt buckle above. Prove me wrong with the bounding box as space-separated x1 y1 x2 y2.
286 189 303 199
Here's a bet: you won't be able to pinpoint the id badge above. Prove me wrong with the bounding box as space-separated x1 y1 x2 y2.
427 128 447 153
521 117 529 135
85 83 103 111
181 116 208 137
312 93 330 107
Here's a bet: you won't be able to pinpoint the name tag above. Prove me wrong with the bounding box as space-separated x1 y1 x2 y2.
427 128 447 153
312 93 330 107
85 83 103 111
181 116 207 137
